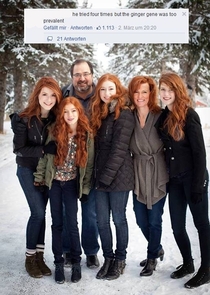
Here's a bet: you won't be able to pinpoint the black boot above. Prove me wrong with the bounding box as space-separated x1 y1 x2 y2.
86 255 100 268
140 248 164 267
96 258 114 279
140 259 157 276
55 262 65 284
71 262 81 283
184 266 210 288
170 260 194 279
106 259 126 280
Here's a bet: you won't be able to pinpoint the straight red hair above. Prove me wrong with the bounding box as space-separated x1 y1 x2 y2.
20 76 62 123
159 72 192 141
90 73 130 136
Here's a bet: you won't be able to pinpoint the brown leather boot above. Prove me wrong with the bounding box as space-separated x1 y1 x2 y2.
25 254 43 278
140 259 157 276
106 259 126 280
36 252 52 276
140 248 164 267
96 257 114 279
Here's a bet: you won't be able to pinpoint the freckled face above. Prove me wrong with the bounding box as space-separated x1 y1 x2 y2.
99 80 116 103
63 103 79 128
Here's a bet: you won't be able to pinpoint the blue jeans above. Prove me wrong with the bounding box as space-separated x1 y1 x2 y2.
81 189 99 255
17 165 48 250
133 194 166 259
49 179 82 264
95 190 129 260
63 189 99 256
169 170 210 267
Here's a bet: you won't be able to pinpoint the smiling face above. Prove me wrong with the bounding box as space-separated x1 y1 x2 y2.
38 87 57 117
159 82 175 110
133 83 150 109
72 62 93 94
99 80 117 103
63 103 79 129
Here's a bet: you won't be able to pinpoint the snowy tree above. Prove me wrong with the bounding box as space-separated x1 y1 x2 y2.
107 0 210 103
0 0 97 133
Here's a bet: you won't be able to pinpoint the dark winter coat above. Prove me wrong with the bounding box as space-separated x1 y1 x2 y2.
94 105 135 192
154 106 207 194
10 112 55 170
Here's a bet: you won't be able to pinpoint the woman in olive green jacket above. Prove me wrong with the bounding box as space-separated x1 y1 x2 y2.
34 128 94 198
34 97 94 284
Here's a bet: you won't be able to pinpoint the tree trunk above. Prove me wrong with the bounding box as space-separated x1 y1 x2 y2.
161 59 166 72
185 64 196 107
13 61 23 112
0 69 7 133
179 60 196 107
159 59 167 108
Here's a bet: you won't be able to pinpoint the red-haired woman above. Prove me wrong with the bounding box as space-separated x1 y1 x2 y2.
10 77 62 278
155 72 210 289
90 73 134 280
128 76 168 277
34 97 94 284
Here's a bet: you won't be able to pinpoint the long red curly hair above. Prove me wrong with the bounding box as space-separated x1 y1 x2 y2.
159 72 192 141
128 75 161 113
53 97 92 168
90 73 129 136
20 76 62 124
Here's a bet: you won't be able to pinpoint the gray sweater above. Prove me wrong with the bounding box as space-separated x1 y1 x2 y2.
130 110 169 209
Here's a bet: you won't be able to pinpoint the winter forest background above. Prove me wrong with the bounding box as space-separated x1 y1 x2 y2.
0 0 210 134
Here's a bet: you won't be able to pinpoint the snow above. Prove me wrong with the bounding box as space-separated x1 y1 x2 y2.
0 108 210 295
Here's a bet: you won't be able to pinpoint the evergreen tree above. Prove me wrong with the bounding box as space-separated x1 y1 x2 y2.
0 0 97 132
107 0 210 103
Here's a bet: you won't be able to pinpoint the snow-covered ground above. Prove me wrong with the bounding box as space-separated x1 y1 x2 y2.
0 108 210 295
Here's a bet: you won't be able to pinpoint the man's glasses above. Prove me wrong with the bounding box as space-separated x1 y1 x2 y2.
72 72 92 78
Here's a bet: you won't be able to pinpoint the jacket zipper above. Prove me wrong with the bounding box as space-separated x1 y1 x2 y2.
35 120 51 145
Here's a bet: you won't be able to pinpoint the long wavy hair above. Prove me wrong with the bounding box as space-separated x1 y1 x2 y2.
53 97 92 168
90 73 129 136
128 75 161 113
159 72 192 141
20 77 62 124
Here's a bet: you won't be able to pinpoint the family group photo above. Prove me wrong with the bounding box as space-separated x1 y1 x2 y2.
0 1 210 295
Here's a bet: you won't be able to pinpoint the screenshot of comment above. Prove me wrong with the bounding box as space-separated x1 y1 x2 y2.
24 9 189 44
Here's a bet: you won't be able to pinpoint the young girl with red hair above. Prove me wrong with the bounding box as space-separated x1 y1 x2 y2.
155 72 209 289
90 73 134 280
34 97 94 284
10 76 62 279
